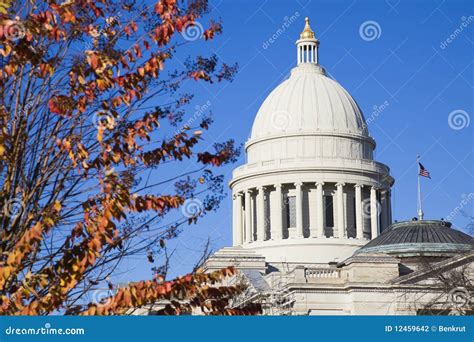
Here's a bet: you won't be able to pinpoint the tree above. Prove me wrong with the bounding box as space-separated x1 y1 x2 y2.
0 0 259 315
395 253 473 316
415 247 474 316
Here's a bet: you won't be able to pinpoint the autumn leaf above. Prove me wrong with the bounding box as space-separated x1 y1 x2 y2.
0 0 12 15
48 95 74 116
86 51 99 70
53 200 62 212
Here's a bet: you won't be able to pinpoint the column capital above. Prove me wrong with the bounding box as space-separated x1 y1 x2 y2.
233 193 243 200
315 181 325 187
354 183 364 189
274 183 283 189
336 182 346 187
295 182 303 187
257 185 266 192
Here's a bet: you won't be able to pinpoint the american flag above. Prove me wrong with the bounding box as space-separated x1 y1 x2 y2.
418 163 431 179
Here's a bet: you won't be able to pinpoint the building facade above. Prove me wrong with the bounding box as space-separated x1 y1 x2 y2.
203 18 474 315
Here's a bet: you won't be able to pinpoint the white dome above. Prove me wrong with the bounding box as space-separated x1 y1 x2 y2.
251 64 369 140
229 18 394 266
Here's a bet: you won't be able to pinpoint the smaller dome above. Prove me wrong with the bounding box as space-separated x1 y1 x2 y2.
355 220 474 257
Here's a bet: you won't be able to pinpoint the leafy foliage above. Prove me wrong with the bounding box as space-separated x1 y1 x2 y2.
0 0 255 315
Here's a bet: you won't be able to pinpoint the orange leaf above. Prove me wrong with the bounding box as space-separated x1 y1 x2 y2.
53 200 62 212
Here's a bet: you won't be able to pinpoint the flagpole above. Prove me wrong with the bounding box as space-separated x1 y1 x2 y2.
417 155 424 220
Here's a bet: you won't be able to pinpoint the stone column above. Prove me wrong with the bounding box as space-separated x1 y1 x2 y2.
380 189 388 232
315 182 324 238
354 184 363 239
244 190 252 243
295 182 304 238
336 183 345 238
387 189 392 226
370 186 379 239
257 186 266 241
232 193 243 245
272 184 283 240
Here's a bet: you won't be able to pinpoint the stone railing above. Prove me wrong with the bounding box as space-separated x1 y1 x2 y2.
305 268 341 279
292 266 347 284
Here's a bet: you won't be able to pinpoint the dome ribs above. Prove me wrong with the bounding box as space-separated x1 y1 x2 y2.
299 74 309 130
329 77 351 132
248 65 371 140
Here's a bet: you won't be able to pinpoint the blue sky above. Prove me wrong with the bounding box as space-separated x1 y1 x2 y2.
116 0 473 282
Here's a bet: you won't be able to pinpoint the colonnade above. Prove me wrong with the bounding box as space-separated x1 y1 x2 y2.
232 182 391 246
297 42 319 64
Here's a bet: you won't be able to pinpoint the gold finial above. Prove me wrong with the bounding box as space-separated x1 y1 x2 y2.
300 17 315 39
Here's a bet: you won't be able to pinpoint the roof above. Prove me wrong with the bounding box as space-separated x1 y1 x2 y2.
391 252 474 284
250 64 369 140
241 269 270 291
355 220 474 256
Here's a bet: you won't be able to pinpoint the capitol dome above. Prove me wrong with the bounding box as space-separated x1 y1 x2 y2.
230 18 394 265
250 64 369 139
245 17 376 166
